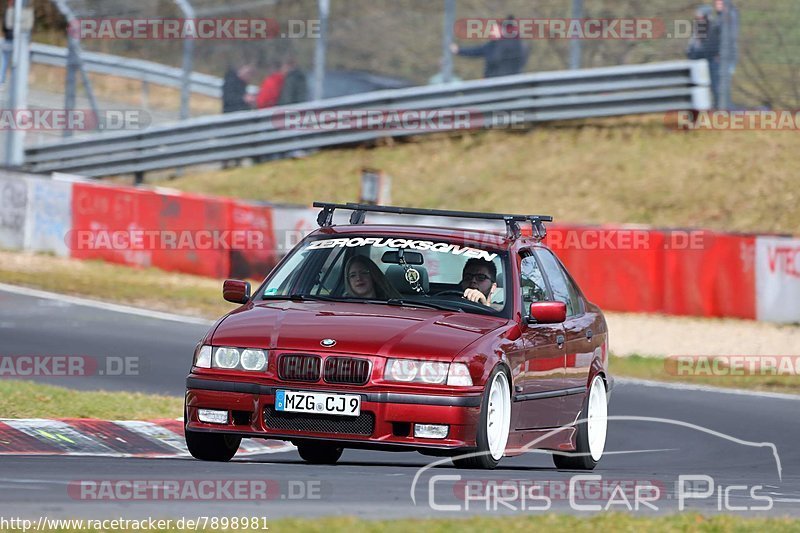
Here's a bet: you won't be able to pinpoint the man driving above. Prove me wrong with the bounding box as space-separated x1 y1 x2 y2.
461 258 498 307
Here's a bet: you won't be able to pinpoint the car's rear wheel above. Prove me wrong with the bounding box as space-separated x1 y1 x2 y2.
453 366 511 470
553 374 608 470
185 429 241 462
296 442 344 465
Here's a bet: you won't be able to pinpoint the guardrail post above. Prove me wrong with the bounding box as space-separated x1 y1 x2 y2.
4 0 32 167
569 0 583 70
440 0 455 83
64 37 77 138
174 0 195 120
312 0 329 100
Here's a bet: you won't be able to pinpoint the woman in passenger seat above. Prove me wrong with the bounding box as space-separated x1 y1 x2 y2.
344 256 401 300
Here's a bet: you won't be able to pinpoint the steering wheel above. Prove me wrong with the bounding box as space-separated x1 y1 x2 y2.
433 289 466 298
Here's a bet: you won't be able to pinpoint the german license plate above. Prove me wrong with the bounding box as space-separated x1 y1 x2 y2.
275 390 361 416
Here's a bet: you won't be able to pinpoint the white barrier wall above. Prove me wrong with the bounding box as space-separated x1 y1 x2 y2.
24 177 73 257
0 176 29 250
756 236 800 324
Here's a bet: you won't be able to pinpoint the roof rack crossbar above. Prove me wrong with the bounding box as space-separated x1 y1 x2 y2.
312 202 553 240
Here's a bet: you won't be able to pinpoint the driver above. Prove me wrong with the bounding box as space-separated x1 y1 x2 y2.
460 258 499 307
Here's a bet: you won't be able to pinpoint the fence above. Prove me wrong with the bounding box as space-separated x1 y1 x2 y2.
22 59 711 179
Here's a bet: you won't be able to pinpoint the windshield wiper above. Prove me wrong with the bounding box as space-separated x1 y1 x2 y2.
385 299 464 312
262 293 341 302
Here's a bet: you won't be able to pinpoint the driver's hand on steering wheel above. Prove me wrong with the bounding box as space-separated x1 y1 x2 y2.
463 288 489 305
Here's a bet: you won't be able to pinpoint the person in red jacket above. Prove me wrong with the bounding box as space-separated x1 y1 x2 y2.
256 63 285 109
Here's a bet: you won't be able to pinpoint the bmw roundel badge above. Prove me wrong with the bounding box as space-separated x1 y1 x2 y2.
321 338 336 347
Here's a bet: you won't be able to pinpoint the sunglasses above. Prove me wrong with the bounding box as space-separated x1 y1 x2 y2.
463 273 493 282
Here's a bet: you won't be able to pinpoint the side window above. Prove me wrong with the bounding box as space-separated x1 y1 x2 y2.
536 249 580 317
310 247 346 295
520 254 548 306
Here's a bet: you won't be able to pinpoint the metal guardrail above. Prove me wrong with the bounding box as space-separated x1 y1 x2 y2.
23 60 711 179
30 43 230 98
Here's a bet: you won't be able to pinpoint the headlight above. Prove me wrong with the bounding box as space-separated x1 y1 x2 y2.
385 359 449 385
240 349 267 371
385 359 418 382
194 345 212 368
419 362 448 384
214 347 240 369
447 363 473 386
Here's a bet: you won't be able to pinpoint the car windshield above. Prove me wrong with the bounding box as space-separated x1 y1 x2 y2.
258 235 510 317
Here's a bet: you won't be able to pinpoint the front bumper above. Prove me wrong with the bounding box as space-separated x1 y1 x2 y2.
185 376 482 450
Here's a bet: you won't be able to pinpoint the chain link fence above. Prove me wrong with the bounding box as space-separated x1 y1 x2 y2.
30 0 800 110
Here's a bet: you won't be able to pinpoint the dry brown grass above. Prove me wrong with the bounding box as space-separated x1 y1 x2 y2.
163 115 800 234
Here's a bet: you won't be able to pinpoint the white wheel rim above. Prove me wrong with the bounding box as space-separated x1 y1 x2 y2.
586 375 608 462
486 371 511 461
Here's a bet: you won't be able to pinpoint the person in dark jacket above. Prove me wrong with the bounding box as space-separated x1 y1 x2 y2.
277 56 308 105
450 16 528 78
687 6 721 107
222 63 255 113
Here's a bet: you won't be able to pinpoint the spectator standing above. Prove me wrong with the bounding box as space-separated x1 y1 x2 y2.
686 5 721 107
222 62 255 113
1 0 14 85
450 16 528 78
277 56 308 105
256 62 285 109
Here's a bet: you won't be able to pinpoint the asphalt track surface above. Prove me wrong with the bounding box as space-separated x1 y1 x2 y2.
1 287 799 520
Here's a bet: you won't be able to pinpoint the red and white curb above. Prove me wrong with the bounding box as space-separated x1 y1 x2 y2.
0 418 294 457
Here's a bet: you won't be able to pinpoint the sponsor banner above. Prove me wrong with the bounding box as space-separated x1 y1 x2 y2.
547 225 665 313
0 176 28 250
756 236 800 323
229 201 277 279
663 232 756 319
24 177 73 256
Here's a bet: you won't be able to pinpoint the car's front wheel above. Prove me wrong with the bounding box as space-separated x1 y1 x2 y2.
185 429 241 462
453 366 511 469
296 442 343 465
553 374 608 470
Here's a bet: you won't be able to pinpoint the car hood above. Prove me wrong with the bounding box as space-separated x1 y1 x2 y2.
211 301 506 359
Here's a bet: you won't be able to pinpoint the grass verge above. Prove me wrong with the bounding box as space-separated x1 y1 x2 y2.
610 355 800 394
0 380 182 419
162 115 800 235
29 514 800 532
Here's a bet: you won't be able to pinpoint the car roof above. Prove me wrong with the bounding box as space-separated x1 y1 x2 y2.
306 224 544 250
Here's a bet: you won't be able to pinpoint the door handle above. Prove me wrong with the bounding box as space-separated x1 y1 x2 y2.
556 335 565 347
586 329 593 341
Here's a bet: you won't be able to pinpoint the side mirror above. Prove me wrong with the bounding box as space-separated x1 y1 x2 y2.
223 279 251 304
527 301 566 325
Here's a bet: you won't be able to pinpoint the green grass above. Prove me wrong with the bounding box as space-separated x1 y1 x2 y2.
0 380 182 419
23 513 800 532
611 355 800 394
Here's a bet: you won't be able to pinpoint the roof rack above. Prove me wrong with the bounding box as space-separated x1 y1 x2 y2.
312 202 553 241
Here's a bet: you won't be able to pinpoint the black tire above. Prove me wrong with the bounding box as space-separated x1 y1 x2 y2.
452 366 511 470
553 375 607 471
185 429 241 462
296 442 343 465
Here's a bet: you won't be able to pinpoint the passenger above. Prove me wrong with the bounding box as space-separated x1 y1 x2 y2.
461 258 499 307
344 256 401 299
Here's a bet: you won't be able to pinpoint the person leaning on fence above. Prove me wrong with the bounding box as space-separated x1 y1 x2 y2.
255 61 285 109
686 5 721 108
277 55 308 105
449 15 528 78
